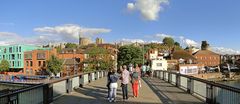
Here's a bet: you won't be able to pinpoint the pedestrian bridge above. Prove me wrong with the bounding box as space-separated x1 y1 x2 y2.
0 70 240 104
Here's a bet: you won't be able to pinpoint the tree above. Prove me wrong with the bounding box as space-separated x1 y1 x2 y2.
163 37 174 47
65 43 78 48
47 55 63 76
84 46 114 72
0 60 10 72
174 42 180 47
117 45 143 66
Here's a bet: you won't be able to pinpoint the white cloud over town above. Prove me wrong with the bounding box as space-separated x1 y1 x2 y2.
34 24 111 40
0 24 111 45
127 0 169 21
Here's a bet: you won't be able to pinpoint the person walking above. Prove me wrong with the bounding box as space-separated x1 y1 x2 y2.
141 64 146 77
109 70 118 102
106 70 112 100
128 63 133 74
121 65 130 101
131 69 139 98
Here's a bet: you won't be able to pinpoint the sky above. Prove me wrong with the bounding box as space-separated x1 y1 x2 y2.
0 0 240 54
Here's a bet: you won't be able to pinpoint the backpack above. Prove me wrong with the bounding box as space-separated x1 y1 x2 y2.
132 72 139 80
110 74 118 83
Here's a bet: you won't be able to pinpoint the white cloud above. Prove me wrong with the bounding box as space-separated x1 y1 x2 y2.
0 32 19 38
117 38 163 45
155 33 174 39
34 24 111 41
211 47 240 55
178 36 199 47
120 38 145 44
127 0 169 21
0 24 111 46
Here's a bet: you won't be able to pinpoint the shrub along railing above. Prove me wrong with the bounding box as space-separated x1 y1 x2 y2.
153 70 240 104
0 71 107 104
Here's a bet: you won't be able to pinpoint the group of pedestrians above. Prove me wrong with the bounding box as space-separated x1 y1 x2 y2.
106 63 148 102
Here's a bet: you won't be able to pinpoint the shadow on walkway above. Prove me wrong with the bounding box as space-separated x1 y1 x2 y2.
142 77 205 104
53 77 162 104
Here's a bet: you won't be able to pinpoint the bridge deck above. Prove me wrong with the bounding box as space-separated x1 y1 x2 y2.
53 77 204 104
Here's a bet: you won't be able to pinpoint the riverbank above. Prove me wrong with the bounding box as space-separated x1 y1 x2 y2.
191 72 240 82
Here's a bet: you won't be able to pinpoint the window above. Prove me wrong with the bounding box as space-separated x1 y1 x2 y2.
26 61 29 66
25 54 32 59
12 61 14 67
30 61 33 67
157 63 162 67
38 61 41 66
16 47 18 52
11 54 15 60
37 53 45 60
3 55 5 59
19 46 21 52
43 61 46 67
9 47 12 53
18 61 20 67
4 48 6 53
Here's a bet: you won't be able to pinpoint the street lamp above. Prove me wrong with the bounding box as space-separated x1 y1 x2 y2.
73 49 76 75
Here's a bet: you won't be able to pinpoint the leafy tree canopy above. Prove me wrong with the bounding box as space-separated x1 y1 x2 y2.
163 37 175 47
47 55 63 76
117 45 143 66
65 43 78 48
84 46 114 72
174 42 180 47
0 60 10 72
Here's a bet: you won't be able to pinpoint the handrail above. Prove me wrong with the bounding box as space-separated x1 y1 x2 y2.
156 70 240 93
0 70 106 99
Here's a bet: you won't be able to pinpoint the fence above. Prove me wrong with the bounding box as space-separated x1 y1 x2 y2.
154 70 240 104
0 71 107 104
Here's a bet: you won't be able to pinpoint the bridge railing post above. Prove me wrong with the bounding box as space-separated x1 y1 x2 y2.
168 72 171 83
187 77 194 94
206 84 216 104
176 73 180 87
66 78 72 93
43 84 53 104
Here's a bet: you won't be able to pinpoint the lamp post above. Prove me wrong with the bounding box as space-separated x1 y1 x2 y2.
142 44 145 65
73 49 76 75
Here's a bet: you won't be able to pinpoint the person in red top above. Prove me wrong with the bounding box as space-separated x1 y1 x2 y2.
131 64 141 98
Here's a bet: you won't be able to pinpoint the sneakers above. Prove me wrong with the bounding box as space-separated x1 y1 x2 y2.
108 98 116 102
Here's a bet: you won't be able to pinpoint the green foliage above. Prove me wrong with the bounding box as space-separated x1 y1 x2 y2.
117 45 143 66
84 46 114 72
65 43 78 48
47 55 63 76
56 47 62 53
174 42 180 46
0 60 10 72
163 37 175 47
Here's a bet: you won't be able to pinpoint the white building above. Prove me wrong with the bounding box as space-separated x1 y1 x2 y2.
151 59 168 71
150 50 168 71
179 64 204 75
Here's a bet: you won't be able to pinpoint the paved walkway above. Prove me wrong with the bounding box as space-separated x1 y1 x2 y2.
53 77 204 104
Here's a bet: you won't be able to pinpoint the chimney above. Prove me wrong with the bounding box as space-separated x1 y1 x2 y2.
201 41 209 50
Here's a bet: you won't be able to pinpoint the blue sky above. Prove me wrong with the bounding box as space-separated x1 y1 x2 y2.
0 0 240 54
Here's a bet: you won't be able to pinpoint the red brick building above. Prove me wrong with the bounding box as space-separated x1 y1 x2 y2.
193 50 220 67
58 48 85 76
24 48 57 75
192 41 220 67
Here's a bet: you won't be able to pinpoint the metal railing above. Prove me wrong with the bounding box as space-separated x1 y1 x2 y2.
0 71 107 104
153 70 240 104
